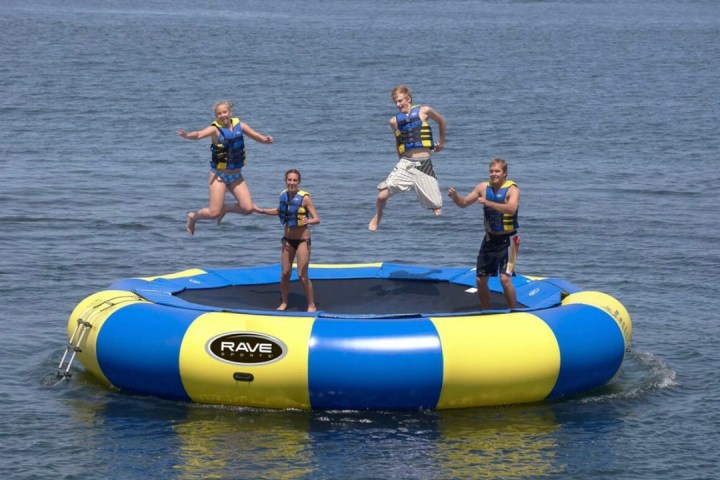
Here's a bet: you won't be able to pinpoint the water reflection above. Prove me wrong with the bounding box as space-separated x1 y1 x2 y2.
172 405 563 479
66 391 564 479
57 350 673 479
432 407 563 478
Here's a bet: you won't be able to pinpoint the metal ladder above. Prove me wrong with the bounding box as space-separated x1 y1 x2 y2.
57 294 139 379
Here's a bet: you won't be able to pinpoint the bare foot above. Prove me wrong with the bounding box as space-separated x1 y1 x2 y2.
276 303 288 312
368 215 380 231
307 304 317 313
433 208 442 216
186 212 197 235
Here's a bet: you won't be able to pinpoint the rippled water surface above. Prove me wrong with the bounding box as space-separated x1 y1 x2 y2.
1 0 719 478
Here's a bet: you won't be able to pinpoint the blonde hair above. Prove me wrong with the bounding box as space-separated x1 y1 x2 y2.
391 85 412 102
213 100 235 115
490 158 508 174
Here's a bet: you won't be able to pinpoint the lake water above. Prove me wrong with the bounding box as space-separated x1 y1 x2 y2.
1 0 719 478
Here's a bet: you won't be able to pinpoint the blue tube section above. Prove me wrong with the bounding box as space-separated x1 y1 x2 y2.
536 303 626 398
96 303 200 401
308 318 444 410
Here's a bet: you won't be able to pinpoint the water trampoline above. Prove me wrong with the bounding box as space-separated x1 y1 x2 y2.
61 262 632 410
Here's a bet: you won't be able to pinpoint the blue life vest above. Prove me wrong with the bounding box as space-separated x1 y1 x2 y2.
484 181 519 234
394 105 434 155
278 189 309 226
210 118 245 170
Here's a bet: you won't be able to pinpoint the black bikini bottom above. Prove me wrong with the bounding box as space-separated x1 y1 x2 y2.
282 237 311 249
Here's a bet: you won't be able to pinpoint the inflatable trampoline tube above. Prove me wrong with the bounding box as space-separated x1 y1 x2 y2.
62 262 632 410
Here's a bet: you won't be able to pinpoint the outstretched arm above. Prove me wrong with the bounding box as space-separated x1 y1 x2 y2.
241 123 273 144
448 182 485 208
253 205 279 215
176 125 217 140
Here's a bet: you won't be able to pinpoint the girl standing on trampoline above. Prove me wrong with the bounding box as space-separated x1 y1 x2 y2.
254 169 320 312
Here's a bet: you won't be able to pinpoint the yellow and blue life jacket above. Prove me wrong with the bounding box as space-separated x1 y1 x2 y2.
394 105 434 155
484 181 519 234
210 118 245 170
278 189 309 226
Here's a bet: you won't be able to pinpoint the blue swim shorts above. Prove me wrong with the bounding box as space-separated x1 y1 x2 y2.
211 169 244 185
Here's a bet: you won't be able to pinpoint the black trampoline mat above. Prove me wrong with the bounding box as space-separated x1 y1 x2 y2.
176 278 519 315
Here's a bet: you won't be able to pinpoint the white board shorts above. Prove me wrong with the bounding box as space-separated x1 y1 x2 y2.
377 156 442 210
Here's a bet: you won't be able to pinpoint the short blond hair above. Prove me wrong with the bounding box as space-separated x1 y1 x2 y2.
391 85 412 102
490 158 508 174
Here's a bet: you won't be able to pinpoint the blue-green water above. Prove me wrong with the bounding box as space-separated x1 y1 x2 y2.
1 0 718 478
